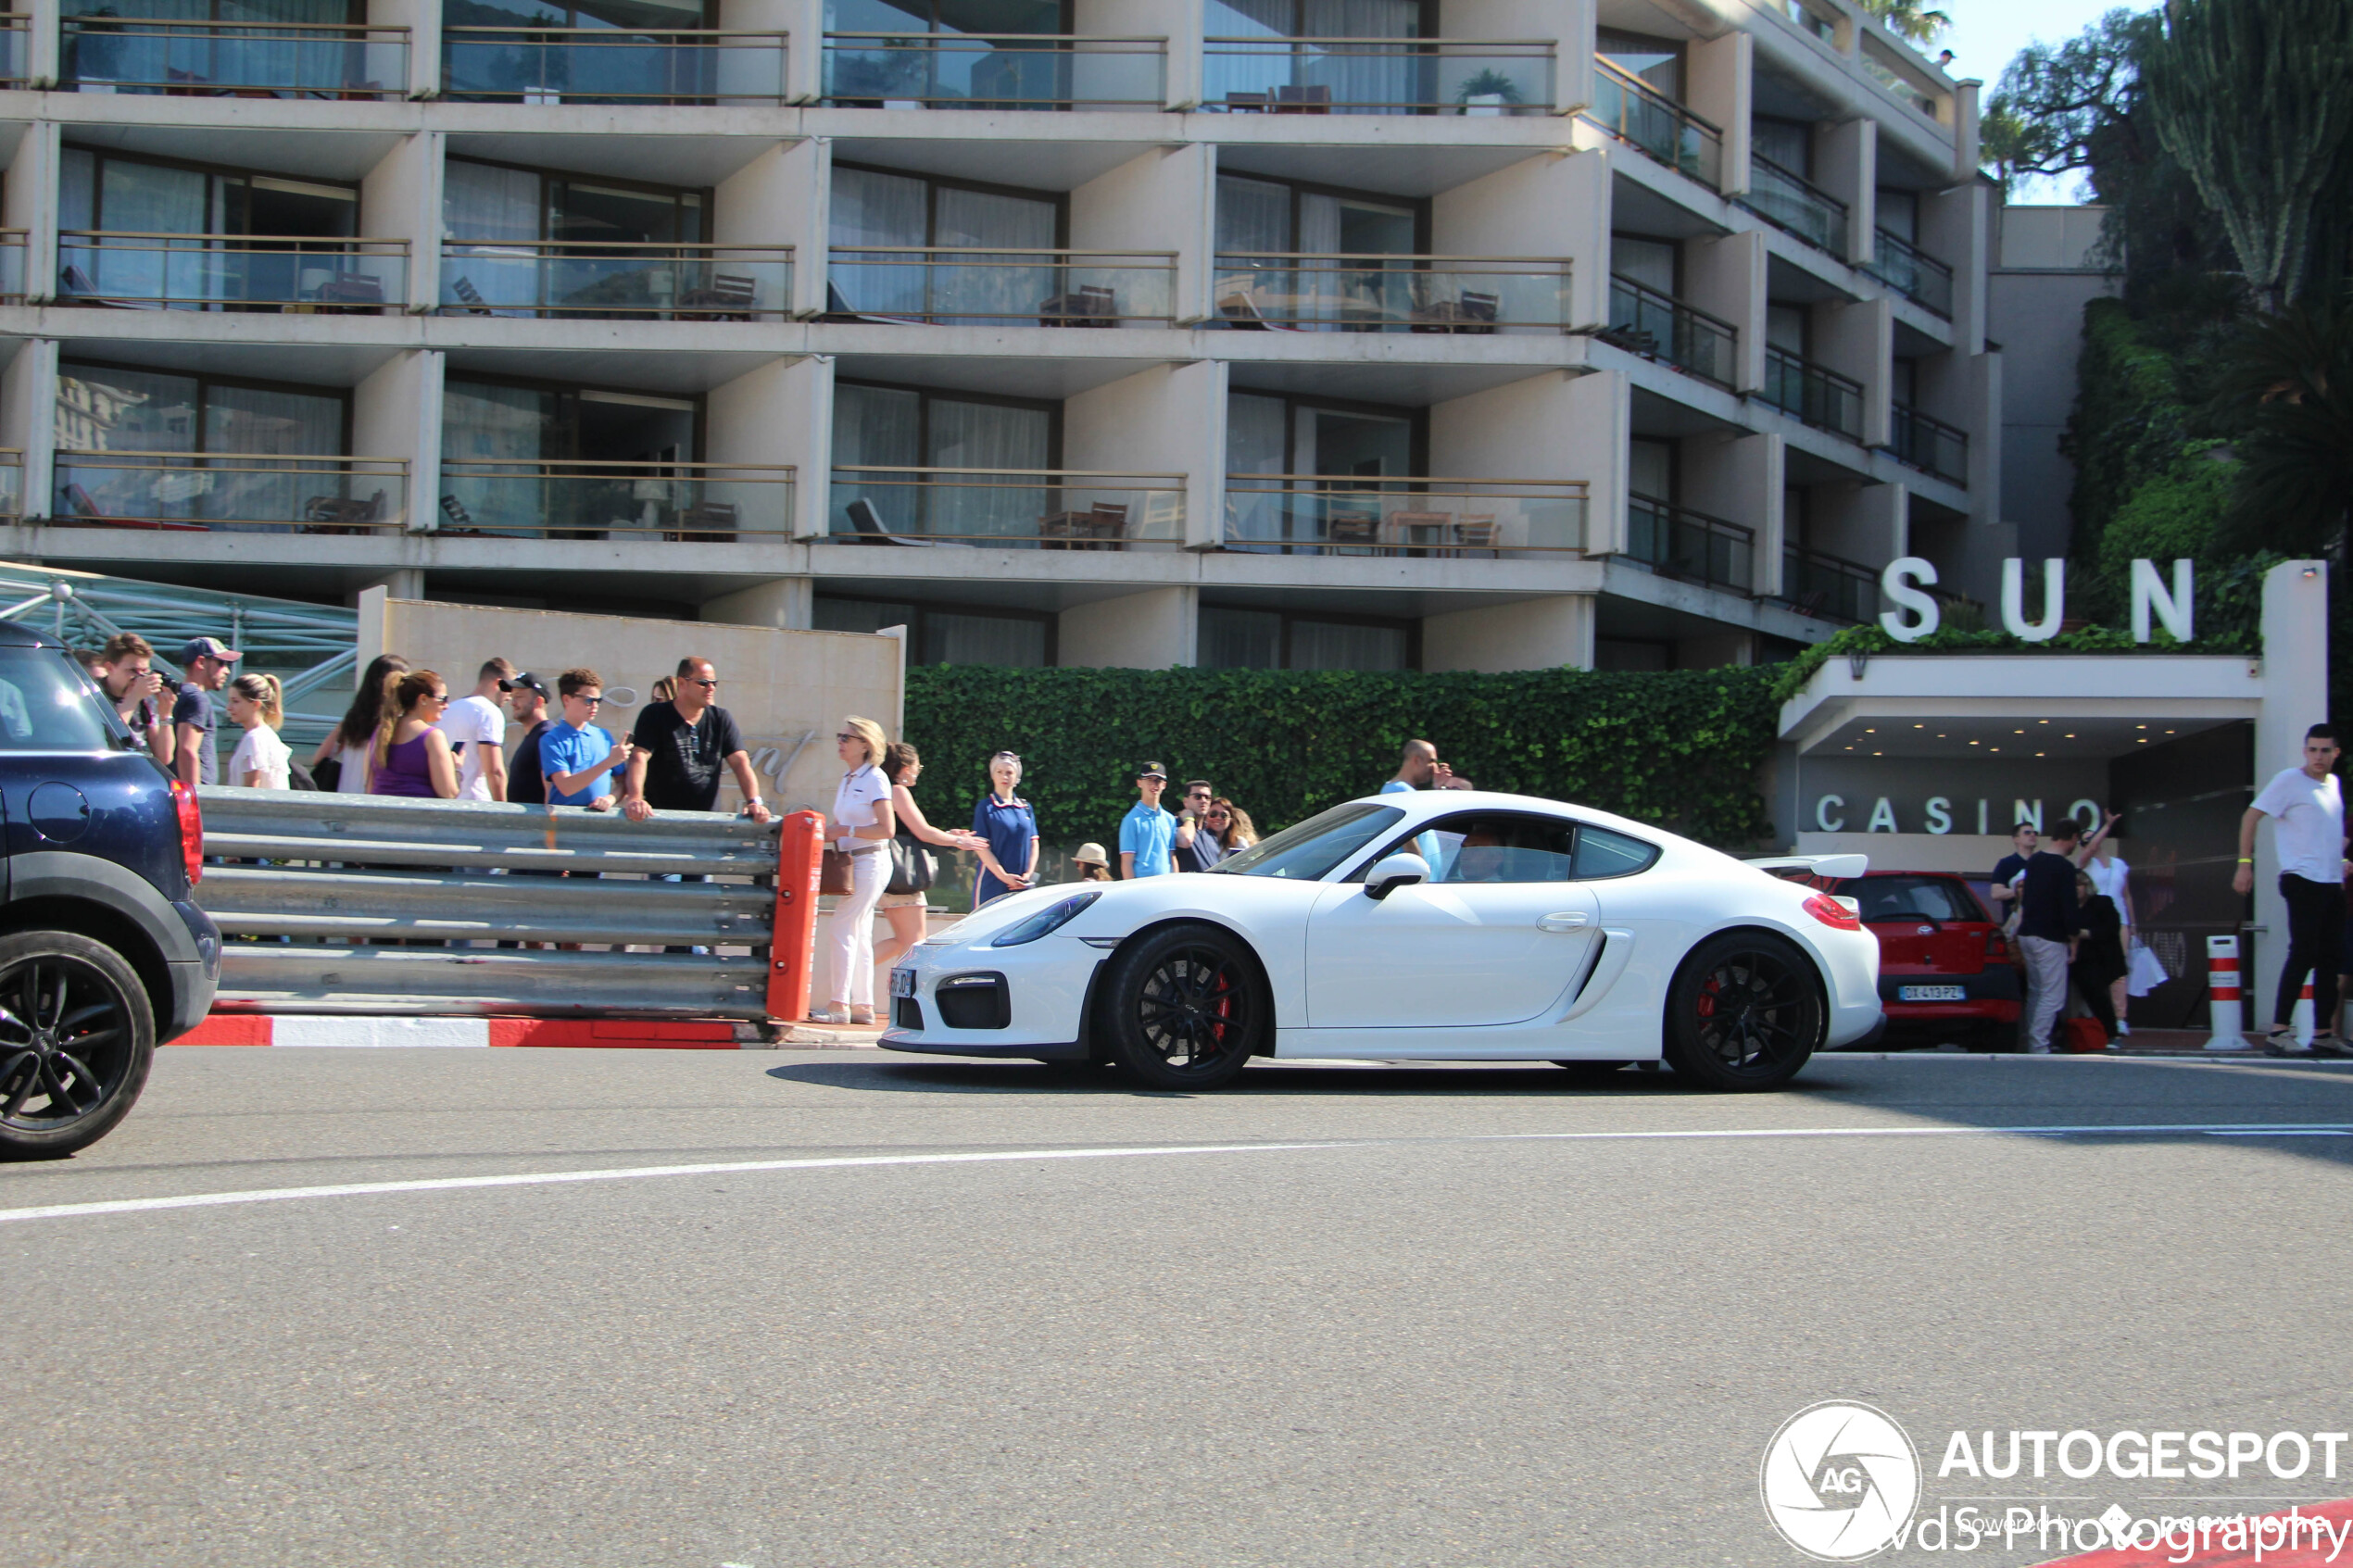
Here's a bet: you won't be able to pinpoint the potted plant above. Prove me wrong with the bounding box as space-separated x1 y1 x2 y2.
1454 68 1523 115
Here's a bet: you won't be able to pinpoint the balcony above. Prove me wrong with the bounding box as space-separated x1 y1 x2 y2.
438 243 789 320
1202 37 1554 115
1869 228 1953 318
440 28 786 105
1743 157 1848 257
1888 403 1968 484
1781 544 1878 622
1213 255 1571 332
1760 346 1863 440
1625 494 1753 594
820 32 1164 110
828 469 1182 549
1223 476 1586 557
1602 274 1735 386
0 231 24 304
437 461 792 540
61 16 408 98
825 248 1176 326
57 233 406 313
54 454 407 533
1585 58 1721 189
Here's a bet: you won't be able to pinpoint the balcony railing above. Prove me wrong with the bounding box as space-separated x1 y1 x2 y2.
1603 274 1736 385
57 233 406 312
0 16 26 86
1223 475 1586 557
1761 346 1864 439
61 17 408 98
437 461 792 540
1202 37 1554 115
54 453 408 533
826 248 1175 325
821 32 1165 110
440 28 786 104
439 242 790 320
1585 58 1721 189
1743 157 1849 256
1889 403 1969 484
828 468 1182 549
1213 254 1570 332
0 231 25 304
1781 544 1878 622
1869 227 1953 317
1625 494 1753 593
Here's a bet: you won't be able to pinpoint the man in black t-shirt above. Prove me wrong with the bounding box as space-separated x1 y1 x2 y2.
621 657 774 822
504 673 554 806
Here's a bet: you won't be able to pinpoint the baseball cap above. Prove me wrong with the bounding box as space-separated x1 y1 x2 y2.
1135 760 1168 780
510 671 551 698
180 636 240 662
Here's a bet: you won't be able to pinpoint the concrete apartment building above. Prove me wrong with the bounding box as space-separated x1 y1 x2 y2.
0 0 1997 674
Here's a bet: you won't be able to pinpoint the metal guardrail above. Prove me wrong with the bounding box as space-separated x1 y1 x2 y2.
195 790 824 1021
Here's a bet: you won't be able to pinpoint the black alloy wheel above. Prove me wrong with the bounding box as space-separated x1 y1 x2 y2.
0 933 157 1160
1101 923 1266 1090
1661 932 1822 1091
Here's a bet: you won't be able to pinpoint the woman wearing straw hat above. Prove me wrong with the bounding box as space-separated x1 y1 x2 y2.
1072 842 1113 883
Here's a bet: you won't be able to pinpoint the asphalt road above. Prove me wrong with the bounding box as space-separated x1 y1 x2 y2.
6 1046 2353 1568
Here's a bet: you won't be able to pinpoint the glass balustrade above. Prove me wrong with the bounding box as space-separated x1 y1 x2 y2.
441 28 786 104
0 16 25 85
1889 403 1969 483
1869 227 1954 317
57 234 406 312
1762 346 1865 439
0 452 21 522
435 462 793 539
827 469 1184 549
821 33 1165 109
54 454 407 533
1202 38 1554 115
1585 57 1721 188
1221 477 1586 557
1781 544 1879 622
1604 274 1736 384
0 232 24 304
61 16 408 97
1211 255 1569 332
1743 157 1849 256
824 249 1176 325
438 243 789 319
1625 494 1754 593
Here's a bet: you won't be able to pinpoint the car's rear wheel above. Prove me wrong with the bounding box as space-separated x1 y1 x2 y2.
1100 923 1265 1091
0 932 157 1160
1661 932 1821 1092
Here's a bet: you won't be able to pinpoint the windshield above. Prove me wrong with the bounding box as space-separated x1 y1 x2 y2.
1213 801 1403 881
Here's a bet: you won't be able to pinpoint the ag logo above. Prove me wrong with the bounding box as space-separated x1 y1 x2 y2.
1760 1401 1920 1561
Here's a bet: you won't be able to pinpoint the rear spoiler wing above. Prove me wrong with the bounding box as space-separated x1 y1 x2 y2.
1744 853 1869 881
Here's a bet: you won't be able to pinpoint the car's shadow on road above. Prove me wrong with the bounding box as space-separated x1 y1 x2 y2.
767 1060 1698 1098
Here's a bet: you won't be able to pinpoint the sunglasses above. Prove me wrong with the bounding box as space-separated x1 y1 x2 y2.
573 694 603 706
837 732 858 743
690 678 719 688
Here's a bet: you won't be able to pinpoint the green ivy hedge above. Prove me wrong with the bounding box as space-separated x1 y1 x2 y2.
902 665 1780 852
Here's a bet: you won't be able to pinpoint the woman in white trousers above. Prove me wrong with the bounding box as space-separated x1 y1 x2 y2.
816 715 896 1026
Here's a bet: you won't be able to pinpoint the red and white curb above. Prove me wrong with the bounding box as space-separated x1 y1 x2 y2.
173 1015 744 1049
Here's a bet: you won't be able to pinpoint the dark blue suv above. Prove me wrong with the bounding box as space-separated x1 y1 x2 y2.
0 625 219 1158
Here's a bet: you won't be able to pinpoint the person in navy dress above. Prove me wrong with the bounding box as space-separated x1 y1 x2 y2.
972 750 1038 908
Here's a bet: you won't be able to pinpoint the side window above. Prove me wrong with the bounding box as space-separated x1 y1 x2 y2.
1569 824 1661 880
0 651 118 751
1419 813 1580 884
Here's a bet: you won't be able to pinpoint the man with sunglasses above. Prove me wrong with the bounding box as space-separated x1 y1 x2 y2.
540 668 631 811
1173 778 1223 873
622 657 772 822
441 657 516 801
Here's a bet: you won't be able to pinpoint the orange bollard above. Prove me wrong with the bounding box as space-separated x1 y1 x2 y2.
766 810 824 1025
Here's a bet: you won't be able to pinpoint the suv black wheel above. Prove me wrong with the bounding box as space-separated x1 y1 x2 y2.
1660 932 1822 1092
1100 923 1266 1091
0 933 157 1160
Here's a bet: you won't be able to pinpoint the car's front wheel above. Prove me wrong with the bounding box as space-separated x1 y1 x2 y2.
1661 931 1822 1092
1100 923 1266 1091
0 932 157 1160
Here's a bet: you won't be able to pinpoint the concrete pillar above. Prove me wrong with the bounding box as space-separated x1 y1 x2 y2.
1818 294 1894 447
1816 116 1876 268
1686 229 1766 393
4 338 57 520
354 350 440 533
781 0 823 103
1814 479 1905 569
702 576 814 630
1951 80 1982 184
1687 31 1752 195
361 132 441 312
1683 431 1782 596
715 141 816 320
2249 559 2332 1027
1067 361 1218 549
707 357 810 537
368 0 438 97
26 0 59 86
1422 596 1594 671
1059 586 1196 668
1923 179 1987 356
1434 149 1594 335
716 0 793 101
1071 144 1213 325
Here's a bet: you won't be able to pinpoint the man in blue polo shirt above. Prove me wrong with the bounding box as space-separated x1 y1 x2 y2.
539 667 631 810
1119 761 1176 878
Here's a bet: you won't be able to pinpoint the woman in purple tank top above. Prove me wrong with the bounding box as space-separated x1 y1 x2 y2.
369 670 459 798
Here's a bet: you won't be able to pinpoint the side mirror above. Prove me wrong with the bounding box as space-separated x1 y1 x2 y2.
1363 850 1430 900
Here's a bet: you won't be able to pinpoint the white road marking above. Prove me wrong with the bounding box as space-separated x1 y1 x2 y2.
4 1123 2347 1228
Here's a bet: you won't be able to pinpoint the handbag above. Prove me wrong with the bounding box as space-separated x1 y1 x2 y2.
887 831 937 897
310 755 341 793
820 847 852 897
2127 938 2170 997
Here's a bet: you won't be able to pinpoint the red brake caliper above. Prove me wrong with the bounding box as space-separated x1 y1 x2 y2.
1697 975 1722 1021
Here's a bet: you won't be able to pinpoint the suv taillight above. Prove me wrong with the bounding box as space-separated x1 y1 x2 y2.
171 777 203 887
1803 892 1860 931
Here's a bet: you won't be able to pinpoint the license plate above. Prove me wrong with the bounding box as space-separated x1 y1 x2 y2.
889 967 917 999
1898 985 1967 1002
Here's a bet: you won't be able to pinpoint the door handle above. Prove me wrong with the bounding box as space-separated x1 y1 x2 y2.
1537 911 1591 931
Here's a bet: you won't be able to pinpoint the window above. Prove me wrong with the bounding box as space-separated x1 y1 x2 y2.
1597 29 1682 99
1206 0 1430 37
1199 607 1415 671
1214 174 1423 256
1224 390 1424 556
1752 117 1812 177
54 362 349 530
439 377 699 536
830 380 1059 541
1611 234 1677 295
828 163 1063 321
1571 825 1661 879
442 157 707 316
1837 875 1982 923
1215 801 1403 881
812 596 1054 668
57 147 359 307
1877 188 1919 243
0 649 119 752
825 0 1071 106
1423 813 1579 883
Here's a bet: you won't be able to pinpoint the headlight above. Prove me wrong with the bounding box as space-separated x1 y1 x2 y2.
989 891 1100 947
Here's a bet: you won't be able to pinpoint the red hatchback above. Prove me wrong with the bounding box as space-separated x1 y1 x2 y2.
1827 872 2020 1050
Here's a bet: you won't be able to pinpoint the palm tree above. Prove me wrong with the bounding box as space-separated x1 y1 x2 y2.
1860 0 1952 48
2213 287 2353 558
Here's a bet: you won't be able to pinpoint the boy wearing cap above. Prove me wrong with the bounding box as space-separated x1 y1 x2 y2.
173 636 240 788
441 658 515 801
1120 761 1176 879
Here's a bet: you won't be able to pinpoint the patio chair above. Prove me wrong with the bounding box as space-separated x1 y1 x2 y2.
58 482 207 531
680 272 759 320
317 270 386 312
1275 84 1331 113
1216 290 1306 332
1222 91 1270 112
844 496 953 546
1325 511 1380 554
437 494 485 535
447 275 494 315
1448 516 1500 558
1385 510 1451 555
821 279 925 326
1038 284 1116 327
665 501 739 543
301 489 386 533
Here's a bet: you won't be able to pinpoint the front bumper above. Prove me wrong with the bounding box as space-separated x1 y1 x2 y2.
876 939 1100 1061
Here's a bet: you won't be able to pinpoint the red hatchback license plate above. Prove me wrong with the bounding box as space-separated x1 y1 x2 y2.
1898 985 1968 1002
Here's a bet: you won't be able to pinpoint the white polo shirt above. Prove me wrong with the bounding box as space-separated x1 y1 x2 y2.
2250 766 2346 883
832 763 889 851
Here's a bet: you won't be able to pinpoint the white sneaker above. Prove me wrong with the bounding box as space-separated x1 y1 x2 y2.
2027 1043 2053 1054
2117 1021 2132 1036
